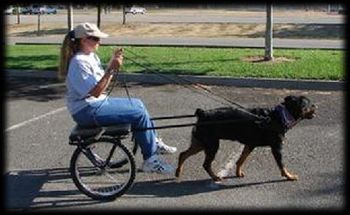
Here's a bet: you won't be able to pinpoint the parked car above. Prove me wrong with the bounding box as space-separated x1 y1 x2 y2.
31 6 46 14
20 7 32 14
45 6 57 14
126 6 146 15
30 5 57 14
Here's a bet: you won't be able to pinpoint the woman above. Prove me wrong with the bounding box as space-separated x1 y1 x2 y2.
58 22 176 174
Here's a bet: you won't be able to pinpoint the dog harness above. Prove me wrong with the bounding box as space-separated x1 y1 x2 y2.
274 104 295 130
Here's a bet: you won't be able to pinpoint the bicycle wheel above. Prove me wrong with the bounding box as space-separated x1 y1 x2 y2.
70 137 136 200
109 135 138 168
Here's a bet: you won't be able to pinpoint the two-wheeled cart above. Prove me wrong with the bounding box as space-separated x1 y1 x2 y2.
68 114 197 201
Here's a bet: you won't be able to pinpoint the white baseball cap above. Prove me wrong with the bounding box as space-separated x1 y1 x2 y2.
74 22 109 39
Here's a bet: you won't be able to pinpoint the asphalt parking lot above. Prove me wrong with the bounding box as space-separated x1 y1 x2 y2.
5 74 344 211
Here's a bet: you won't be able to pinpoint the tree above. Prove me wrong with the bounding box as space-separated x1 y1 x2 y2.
122 4 132 24
97 4 101 28
16 5 21 24
264 2 273 61
68 3 74 31
37 12 41 36
122 5 126 25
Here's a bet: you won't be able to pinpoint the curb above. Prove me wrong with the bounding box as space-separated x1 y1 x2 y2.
12 38 344 50
122 73 344 91
6 69 344 91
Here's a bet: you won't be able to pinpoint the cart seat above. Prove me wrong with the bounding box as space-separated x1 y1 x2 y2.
69 124 131 143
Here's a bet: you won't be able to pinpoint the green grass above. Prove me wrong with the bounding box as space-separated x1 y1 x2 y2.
5 44 345 80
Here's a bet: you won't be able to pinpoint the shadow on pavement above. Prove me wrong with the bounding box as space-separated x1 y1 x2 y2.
127 177 288 198
5 168 101 210
5 167 288 210
6 76 65 102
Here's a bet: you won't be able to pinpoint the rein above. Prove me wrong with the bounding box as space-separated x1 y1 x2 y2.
132 117 254 132
105 47 268 126
122 48 263 121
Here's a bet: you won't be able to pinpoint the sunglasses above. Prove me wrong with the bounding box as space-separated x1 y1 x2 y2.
87 36 100 42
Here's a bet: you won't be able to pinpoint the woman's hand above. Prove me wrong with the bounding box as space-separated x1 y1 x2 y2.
90 48 124 97
107 48 123 72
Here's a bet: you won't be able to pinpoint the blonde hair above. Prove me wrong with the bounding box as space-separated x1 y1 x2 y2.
58 33 80 81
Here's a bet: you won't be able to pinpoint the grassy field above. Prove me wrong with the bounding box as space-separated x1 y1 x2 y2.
5 44 344 80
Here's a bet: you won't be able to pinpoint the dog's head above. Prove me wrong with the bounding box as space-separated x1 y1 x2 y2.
282 95 317 120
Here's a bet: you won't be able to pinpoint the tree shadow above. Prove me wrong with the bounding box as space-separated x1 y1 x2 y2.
6 75 65 102
13 28 68 37
6 55 58 71
248 24 344 39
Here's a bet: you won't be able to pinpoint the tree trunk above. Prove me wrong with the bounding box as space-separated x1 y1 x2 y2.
37 13 41 36
264 2 273 61
68 3 74 31
16 6 20 24
97 4 101 28
122 5 126 25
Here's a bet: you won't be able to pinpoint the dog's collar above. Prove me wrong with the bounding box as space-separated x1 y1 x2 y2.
274 104 296 130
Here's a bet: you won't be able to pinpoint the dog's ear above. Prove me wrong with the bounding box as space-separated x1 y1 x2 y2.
299 96 311 109
283 95 314 119
195 108 205 118
283 95 297 104
282 95 301 119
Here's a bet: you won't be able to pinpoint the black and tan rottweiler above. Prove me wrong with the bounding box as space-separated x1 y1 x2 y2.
175 95 317 182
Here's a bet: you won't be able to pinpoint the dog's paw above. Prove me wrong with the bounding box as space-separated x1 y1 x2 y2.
285 174 298 181
217 169 231 178
282 171 298 181
175 177 181 183
213 176 223 182
237 172 245 178
236 169 245 177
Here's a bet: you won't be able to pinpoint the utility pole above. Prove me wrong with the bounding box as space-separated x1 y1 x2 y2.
264 2 273 61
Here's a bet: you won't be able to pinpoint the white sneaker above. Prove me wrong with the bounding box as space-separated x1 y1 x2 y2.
142 155 175 174
156 137 177 154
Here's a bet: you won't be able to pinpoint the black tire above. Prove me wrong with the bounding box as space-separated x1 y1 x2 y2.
70 137 136 200
109 135 138 168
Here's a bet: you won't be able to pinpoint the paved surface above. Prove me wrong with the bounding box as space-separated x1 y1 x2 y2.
5 10 344 24
4 73 344 211
5 10 344 49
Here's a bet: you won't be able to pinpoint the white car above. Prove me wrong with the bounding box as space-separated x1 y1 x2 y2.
31 5 57 14
31 6 46 14
4 7 14 15
45 6 57 14
126 6 146 15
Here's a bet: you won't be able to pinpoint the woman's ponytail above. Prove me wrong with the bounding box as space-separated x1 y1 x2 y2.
58 30 78 81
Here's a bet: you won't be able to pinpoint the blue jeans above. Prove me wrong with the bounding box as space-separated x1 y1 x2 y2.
72 97 157 160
